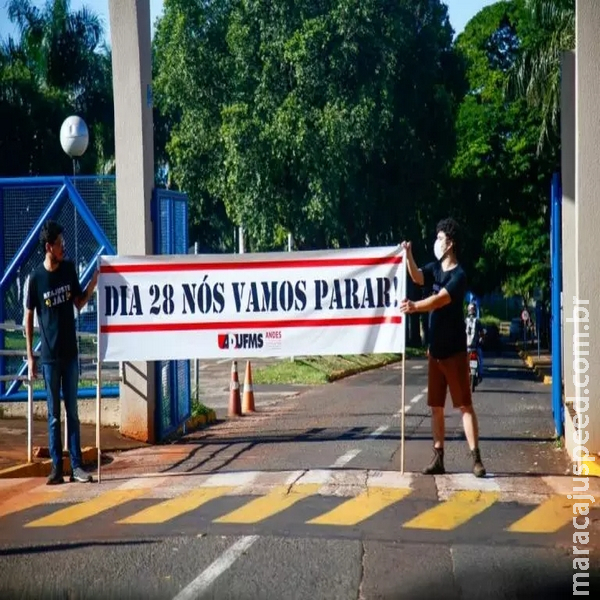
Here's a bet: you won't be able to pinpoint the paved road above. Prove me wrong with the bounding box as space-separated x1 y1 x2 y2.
0 352 599 599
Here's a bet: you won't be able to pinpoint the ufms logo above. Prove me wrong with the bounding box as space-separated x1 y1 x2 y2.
218 333 264 350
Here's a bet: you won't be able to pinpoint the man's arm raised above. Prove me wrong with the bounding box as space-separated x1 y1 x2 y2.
400 241 424 287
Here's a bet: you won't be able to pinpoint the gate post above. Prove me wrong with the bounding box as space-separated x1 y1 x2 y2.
551 172 564 438
109 0 157 442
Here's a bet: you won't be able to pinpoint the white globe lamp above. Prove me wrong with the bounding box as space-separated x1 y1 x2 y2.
60 115 89 158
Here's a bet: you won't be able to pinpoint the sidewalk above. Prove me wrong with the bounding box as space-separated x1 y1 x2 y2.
517 343 600 478
0 418 149 474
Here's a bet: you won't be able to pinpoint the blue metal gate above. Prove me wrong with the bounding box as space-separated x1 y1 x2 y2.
0 176 119 401
153 189 192 438
0 177 192 442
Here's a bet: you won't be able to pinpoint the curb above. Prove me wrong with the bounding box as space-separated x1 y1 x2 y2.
0 410 218 479
0 446 98 479
582 460 600 478
517 349 552 385
328 356 404 382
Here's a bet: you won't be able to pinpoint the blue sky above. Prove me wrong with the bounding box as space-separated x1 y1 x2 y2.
0 0 497 42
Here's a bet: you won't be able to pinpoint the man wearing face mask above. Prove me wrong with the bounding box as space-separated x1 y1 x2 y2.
399 218 486 478
25 220 99 485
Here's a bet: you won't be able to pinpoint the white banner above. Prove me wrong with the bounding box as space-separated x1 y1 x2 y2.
97 246 406 362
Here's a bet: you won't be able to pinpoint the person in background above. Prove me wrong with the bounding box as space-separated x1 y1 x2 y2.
25 220 98 485
465 302 484 382
399 218 486 478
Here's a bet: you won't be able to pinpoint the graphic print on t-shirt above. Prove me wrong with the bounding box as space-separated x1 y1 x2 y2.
43 284 72 307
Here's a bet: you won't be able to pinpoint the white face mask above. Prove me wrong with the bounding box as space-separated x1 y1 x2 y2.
434 238 446 260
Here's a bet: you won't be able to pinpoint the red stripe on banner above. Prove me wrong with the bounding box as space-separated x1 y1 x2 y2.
100 255 403 273
101 315 402 334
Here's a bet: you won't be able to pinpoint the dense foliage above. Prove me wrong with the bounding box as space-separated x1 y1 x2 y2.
0 0 574 302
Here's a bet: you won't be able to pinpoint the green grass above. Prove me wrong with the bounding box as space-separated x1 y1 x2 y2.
252 348 426 385
191 401 213 417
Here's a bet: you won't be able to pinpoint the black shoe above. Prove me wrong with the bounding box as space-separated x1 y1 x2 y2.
422 447 445 475
70 467 93 483
47 467 64 485
472 448 486 478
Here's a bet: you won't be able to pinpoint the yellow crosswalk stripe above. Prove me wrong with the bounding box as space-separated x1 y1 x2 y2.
117 487 233 524
307 487 412 526
214 484 321 524
507 495 597 534
403 490 499 530
24 489 149 527
0 491 66 519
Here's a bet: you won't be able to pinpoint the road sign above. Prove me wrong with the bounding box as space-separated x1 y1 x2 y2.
521 309 529 322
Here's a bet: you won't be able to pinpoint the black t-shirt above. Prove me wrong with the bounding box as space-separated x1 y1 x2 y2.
26 260 83 363
421 261 468 359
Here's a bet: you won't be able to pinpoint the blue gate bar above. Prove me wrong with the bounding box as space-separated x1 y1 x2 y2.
551 172 564 438
0 185 4 396
5 386 120 402
0 175 114 186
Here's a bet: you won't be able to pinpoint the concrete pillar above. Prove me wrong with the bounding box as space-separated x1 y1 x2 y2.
108 0 157 442
571 2 600 457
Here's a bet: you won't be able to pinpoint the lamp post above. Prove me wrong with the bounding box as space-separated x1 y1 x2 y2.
60 115 89 274
59 116 89 450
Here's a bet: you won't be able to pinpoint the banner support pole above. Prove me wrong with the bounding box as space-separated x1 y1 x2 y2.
96 256 102 484
399 247 407 475
400 350 406 475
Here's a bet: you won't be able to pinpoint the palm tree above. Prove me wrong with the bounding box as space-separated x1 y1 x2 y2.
507 0 574 154
5 0 114 174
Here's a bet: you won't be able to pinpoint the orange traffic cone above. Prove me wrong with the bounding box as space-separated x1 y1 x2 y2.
242 360 255 413
228 360 241 417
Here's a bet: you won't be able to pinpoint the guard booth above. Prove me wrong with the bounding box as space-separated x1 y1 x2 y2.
0 176 191 442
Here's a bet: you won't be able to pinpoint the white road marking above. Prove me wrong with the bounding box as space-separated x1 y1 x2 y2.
393 392 424 417
421 387 428 393
330 450 361 468
393 405 412 418
412 365 424 370
216 358 231 364
172 535 259 600
369 425 389 438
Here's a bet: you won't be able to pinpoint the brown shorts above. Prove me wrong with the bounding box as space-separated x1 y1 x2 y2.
427 351 473 408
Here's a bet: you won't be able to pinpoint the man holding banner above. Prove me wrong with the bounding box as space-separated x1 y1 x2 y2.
25 220 97 485
400 218 486 478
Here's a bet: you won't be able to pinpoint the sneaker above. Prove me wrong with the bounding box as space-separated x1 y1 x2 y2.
471 448 486 478
47 467 64 485
70 467 93 483
422 447 445 475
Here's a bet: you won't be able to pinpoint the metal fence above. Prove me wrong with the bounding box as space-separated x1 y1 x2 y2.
153 189 192 438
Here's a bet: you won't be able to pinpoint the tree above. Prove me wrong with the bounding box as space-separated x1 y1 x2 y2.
507 0 575 154
449 0 555 298
0 0 114 176
481 217 549 302
153 0 465 253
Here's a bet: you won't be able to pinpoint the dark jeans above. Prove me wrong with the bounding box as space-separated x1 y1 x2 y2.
41 358 82 471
